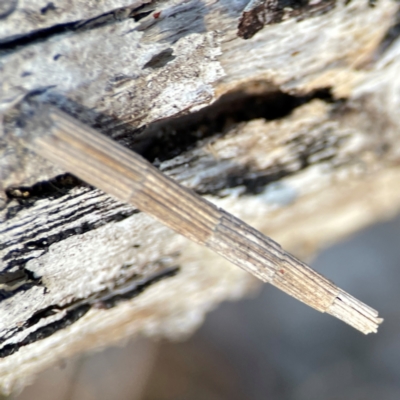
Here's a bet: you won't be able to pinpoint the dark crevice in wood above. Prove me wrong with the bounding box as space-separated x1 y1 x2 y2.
144 88 340 196
0 305 62 345
238 0 337 39
40 2 57 16
0 2 154 55
93 266 179 309
1 205 139 273
3 189 128 242
0 264 43 302
0 269 28 285
0 266 179 358
1 257 36 273
2 182 99 229
131 10 153 22
0 281 43 302
143 48 175 69
376 7 400 57
140 87 334 164
5 174 83 209
0 305 91 358
196 165 294 196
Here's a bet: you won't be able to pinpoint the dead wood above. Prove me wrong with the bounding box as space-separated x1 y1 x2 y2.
1 0 400 393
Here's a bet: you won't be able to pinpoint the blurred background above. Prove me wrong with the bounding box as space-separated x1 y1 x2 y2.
10 213 400 400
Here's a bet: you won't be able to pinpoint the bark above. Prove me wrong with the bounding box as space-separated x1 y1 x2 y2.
1 0 400 394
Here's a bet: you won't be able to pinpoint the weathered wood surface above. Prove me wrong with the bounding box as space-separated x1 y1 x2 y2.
1 0 400 394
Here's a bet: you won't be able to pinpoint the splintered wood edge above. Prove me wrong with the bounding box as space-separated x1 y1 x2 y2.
13 101 382 334
207 211 383 334
328 291 383 334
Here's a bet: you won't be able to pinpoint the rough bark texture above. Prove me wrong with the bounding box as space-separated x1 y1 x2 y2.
1 0 400 394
